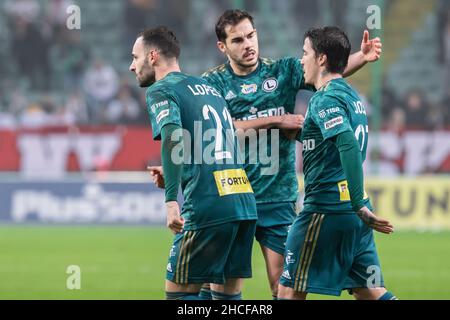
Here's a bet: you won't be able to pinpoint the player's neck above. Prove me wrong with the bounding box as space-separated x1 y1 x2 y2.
229 60 259 76
155 62 181 81
315 70 342 90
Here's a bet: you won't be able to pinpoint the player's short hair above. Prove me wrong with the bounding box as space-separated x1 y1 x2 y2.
139 26 180 59
304 26 351 74
215 9 255 42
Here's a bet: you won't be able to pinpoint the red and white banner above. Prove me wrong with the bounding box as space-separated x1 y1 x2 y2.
0 126 160 178
1 127 450 177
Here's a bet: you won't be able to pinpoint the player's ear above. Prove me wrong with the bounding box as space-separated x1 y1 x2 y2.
148 49 158 65
318 53 327 68
217 41 226 54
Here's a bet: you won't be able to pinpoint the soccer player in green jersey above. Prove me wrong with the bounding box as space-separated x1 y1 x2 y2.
201 9 383 299
130 26 257 300
278 26 396 300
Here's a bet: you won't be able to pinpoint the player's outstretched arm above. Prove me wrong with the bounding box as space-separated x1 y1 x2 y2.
343 30 383 77
233 114 304 132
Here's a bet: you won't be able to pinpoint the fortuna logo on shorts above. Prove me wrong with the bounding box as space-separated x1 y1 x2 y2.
324 116 343 130
213 169 253 196
262 78 278 92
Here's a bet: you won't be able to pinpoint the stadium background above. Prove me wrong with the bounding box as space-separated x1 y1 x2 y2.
0 0 449 299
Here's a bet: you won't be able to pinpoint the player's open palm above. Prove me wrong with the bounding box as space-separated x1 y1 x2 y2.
357 206 394 234
147 166 165 188
361 30 382 62
166 201 184 234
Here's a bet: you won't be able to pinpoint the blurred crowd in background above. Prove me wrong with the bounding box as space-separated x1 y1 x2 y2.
0 0 448 131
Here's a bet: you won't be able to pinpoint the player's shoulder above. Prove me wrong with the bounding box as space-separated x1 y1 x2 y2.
201 63 228 80
310 83 346 110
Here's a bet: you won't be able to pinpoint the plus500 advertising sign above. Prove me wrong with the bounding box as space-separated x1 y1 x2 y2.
0 180 166 224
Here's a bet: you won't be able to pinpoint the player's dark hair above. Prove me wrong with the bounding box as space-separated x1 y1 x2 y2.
304 26 351 74
215 9 255 42
139 26 180 59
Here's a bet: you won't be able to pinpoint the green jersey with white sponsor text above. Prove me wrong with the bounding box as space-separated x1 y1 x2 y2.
146 72 257 230
300 78 372 214
202 57 313 206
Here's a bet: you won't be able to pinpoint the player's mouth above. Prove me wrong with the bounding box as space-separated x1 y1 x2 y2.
243 51 256 60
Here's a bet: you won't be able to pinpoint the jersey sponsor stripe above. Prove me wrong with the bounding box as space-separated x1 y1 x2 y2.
294 213 318 291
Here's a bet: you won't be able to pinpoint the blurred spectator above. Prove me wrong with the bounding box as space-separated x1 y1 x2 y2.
404 90 428 129
53 30 90 92
4 0 40 24
124 0 161 52
65 91 89 124
444 10 450 90
10 19 50 91
386 107 406 134
82 59 119 123
8 90 29 117
45 0 74 43
19 103 51 128
106 87 141 124
426 103 446 130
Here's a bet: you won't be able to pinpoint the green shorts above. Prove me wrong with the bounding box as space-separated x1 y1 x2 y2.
279 211 384 296
166 219 256 285
255 202 296 255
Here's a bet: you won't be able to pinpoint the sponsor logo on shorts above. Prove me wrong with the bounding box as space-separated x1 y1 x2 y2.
281 270 291 280
286 250 295 265
324 116 343 130
169 245 176 257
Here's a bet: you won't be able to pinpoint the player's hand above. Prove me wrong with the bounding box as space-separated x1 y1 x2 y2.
166 201 184 234
277 114 304 130
147 166 165 189
357 206 394 234
360 30 382 62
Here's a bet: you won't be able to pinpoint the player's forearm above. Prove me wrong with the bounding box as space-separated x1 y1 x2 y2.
343 51 367 78
233 116 281 132
333 131 366 212
161 124 183 202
